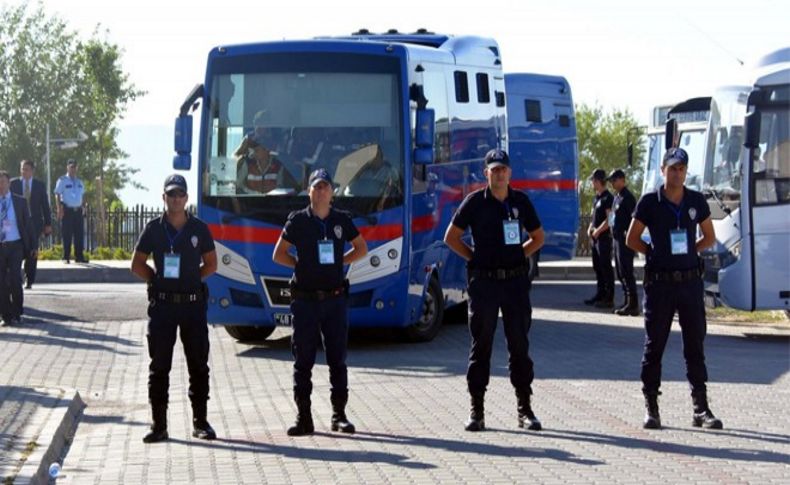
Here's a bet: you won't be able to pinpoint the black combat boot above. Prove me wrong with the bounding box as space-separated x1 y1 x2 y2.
584 289 603 306
464 393 485 432
287 396 315 436
594 288 614 308
143 404 169 443
192 401 217 440
615 294 640 316
643 391 661 429
516 390 542 431
330 391 356 434
691 391 723 429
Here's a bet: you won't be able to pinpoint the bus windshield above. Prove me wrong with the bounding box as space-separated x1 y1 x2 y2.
677 128 706 191
705 88 748 201
752 102 790 205
203 53 404 222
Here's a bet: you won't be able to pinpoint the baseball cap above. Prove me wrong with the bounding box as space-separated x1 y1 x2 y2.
484 149 510 168
164 174 188 193
589 168 607 181
607 169 626 180
308 168 333 188
663 147 689 166
67 159 77 166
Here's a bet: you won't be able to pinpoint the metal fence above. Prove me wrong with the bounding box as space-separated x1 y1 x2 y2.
40 206 595 257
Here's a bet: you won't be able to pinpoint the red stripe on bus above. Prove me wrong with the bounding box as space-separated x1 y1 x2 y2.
209 222 403 244
511 179 576 191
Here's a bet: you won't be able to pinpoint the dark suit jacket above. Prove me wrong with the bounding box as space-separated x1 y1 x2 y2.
2 193 36 255
10 177 51 233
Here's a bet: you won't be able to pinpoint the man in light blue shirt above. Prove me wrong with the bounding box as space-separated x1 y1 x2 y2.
0 170 35 325
53 159 87 263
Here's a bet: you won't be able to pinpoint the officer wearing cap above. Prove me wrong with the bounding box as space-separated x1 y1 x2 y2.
444 149 545 432
53 159 87 263
626 147 722 430
131 174 219 443
585 168 615 308
273 168 368 436
607 169 639 316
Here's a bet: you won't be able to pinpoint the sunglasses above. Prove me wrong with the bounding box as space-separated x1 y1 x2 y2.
166 190 187 198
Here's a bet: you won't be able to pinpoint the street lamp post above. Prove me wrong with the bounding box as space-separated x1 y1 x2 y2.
45 123 87 203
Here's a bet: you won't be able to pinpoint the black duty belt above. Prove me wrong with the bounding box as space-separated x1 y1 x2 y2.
290 287 346 301
469 265 529 281
645 268 702 283
151 290 205 304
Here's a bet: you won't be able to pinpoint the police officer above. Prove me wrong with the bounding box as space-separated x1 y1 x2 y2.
54 159 87 263
444 149 545 432
272 168 368 436
626 147 722 430
131 174 218 443
584 168 615 308
607 169 639 316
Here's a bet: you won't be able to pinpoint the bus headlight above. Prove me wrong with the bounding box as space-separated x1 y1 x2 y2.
387 249 398 260
370 256 381 267
222 254 232 265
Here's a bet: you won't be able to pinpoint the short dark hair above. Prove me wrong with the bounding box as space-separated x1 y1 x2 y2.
0 170 10 181
21 159 35 169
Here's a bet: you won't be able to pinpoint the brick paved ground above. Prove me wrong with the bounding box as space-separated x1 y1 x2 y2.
1 281 788 484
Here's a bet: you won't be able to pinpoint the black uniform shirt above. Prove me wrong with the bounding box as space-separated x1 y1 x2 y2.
451 186 541 270
612 186 636 240
633 186 710 272
592 189 614 235
135 213 215 292
282 206 360 291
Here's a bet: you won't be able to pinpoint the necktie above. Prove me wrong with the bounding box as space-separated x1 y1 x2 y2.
23 180 30 201
0 198 7 243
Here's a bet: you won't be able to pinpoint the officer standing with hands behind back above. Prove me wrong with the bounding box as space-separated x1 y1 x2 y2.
131 174 218 443
585 168 615 308
444 149 545 433
54 159 87 263
607 169 639 316
273 168 368 436
626 147 722 431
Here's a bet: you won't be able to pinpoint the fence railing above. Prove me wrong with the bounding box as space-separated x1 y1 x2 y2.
40 206 596 257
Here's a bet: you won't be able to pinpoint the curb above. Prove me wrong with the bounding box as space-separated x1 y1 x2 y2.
14 390 85 485
36 265 137 284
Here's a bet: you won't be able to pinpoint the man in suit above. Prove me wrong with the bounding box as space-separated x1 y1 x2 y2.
11 160 52 289
0 170 35 325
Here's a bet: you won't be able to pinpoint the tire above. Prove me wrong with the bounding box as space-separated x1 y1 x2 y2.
224 325 276 342
404 277 444 342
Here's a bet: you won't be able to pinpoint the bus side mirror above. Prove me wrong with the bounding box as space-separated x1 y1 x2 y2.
173 115 193 170
665 118 677 150
744 111 761 149
414 108 435 165
627 143 634 167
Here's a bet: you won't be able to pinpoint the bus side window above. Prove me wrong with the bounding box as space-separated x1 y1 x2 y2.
454 71 469 103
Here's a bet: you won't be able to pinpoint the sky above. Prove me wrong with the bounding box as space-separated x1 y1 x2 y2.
21 0 790 206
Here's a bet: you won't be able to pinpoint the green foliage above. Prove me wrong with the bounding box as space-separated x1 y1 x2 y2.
39 244 131 260
0 2 144 206
576 103 646 215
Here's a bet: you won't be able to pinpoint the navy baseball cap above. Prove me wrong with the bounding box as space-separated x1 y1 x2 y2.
308 168 333 188
67 159 77 166
164 174 188 193
663 147 689 166
589 168 607 181
607 169 626 180
484 149 510 168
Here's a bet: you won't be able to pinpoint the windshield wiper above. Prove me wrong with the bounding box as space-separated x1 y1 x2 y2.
702 186 736 224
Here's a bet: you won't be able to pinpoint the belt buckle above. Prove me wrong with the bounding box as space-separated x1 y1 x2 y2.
671 271 682 282
189 294 197 302
496 269 507 280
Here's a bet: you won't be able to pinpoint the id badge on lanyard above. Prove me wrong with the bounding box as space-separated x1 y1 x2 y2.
502 201 521 245
318 240 335 264
164 253 181 278
670 230 688 255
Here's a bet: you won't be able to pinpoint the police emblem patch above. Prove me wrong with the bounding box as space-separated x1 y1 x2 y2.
688 207 697 221
191 235 198 248
334 225 343 239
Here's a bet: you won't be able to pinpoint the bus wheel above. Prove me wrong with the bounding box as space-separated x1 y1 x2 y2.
405 277 444 342
224 325 276 342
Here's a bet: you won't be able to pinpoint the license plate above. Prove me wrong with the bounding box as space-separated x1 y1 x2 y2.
274 313 293 326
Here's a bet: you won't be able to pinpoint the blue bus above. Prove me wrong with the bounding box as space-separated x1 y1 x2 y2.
172 31 579 342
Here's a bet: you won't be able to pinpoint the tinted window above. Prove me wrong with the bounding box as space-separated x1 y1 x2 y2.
476 73 490 103
454 71 469 103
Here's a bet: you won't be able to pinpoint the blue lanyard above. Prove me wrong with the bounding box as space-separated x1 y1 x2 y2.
664 200 684 229
163 222 183 252
311 209 329 240
504 200 514 220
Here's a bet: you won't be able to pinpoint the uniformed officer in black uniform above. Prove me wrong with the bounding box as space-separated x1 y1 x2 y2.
585 168 615 308
626 147 722 430
607 169 639 316
273 169 368 436
131 174 219 443
444 149 545 432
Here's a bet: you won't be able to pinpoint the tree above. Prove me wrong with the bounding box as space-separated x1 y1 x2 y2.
575 103 645 216
0 2 143 206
